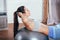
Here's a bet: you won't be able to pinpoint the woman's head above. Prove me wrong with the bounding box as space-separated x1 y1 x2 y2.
17 6 30 17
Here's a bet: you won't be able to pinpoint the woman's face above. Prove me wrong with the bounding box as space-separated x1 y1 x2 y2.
23 7 30 17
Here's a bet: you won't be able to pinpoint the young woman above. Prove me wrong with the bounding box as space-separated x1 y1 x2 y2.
14 6 49 37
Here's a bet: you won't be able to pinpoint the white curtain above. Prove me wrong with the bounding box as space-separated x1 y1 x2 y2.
47 0 60 25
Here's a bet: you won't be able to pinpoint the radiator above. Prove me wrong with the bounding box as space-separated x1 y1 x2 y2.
0 13 8 30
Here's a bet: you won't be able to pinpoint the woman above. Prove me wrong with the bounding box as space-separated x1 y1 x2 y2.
18 6 60 39
14 6 49 37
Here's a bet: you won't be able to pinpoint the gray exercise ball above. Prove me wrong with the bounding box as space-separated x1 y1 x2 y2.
15 28 48 40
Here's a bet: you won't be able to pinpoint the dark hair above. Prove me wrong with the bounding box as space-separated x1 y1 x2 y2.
14 6 25 37
17 6 25 13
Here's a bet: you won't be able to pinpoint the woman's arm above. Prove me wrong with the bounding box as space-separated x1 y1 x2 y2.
22 18 34 31
18 12 34 31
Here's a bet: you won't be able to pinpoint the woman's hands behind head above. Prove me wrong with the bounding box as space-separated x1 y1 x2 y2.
17 12 28 22
17 12 23 18
17 12 34 31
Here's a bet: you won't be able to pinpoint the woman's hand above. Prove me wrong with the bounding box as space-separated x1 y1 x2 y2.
17 12 24 18
17 12 34 31
17 12 28 22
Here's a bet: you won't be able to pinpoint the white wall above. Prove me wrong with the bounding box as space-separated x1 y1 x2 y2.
6 0 43 23
0 0 5 12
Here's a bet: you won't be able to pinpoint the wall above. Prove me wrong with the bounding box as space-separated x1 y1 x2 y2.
6 0 43 23
0 0 6 12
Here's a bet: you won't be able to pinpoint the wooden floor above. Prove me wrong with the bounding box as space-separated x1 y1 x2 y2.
0 23 24 40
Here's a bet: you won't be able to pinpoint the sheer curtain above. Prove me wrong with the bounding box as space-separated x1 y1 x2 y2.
47 0 60 25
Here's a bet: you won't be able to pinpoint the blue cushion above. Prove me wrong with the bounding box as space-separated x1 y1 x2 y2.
55 24 60 39
48 24 60 39
48 26 56 39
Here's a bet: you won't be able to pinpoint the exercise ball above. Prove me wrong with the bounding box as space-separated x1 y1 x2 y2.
15 28 48 40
